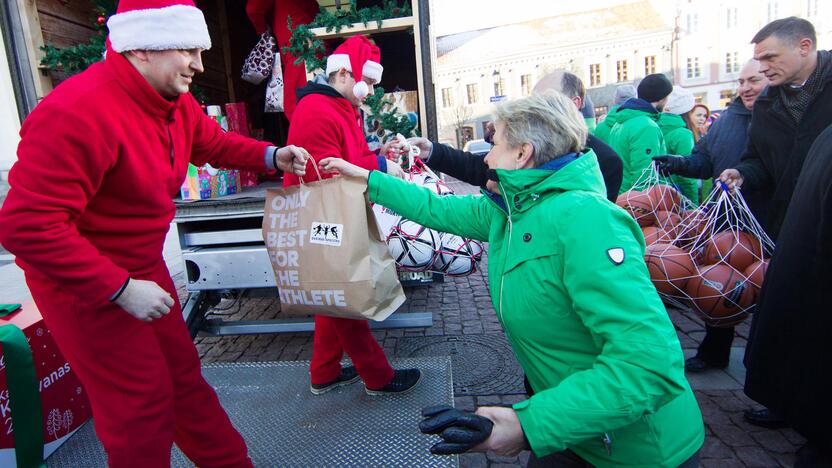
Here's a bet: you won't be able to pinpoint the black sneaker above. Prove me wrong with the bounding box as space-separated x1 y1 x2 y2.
684 356 727 373
310 366 360 395
365 368 421 396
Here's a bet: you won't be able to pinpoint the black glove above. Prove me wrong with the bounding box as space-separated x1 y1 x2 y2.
419 405 494 455
652 155 687 176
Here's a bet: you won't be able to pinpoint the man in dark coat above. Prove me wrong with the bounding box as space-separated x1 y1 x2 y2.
743 123 832 467
720 18 832 241
719 17 832 428
407 70 623 202
652 59 769 373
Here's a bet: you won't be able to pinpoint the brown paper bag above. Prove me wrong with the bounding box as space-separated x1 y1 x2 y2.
263 175 405 321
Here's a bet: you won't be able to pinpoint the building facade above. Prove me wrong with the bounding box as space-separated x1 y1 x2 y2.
675 0 830 111
432 0 830 145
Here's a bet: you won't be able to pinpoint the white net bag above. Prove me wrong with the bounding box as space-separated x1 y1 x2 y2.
642 177 774 327
615 164 698 245
371 156 484 276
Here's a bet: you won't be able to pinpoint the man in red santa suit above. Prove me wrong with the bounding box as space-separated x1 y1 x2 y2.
0 0 309 466
284 35 421 396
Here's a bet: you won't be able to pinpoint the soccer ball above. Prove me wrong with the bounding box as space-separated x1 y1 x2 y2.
433 234 484 276
386 219 438 270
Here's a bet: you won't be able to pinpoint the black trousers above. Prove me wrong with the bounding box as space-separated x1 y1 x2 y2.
696 325 735 367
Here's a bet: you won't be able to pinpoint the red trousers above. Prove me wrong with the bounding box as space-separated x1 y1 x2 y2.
309 315 394 389
26 262 251 468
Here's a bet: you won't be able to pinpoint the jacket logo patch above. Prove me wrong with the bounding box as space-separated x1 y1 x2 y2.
310 222 343 246
607 248 625 265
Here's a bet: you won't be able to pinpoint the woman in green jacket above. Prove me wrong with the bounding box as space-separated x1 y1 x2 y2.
660 86 701 204
320 92 704 467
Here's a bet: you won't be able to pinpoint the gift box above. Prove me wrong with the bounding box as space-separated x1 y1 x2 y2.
223 103 260 187
180 163 242 200
0 302 91 466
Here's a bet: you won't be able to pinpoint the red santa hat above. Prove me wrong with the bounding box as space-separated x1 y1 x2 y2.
106 0 212 53
325 36 383 99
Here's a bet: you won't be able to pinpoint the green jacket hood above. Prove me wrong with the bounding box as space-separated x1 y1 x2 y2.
658 112 687 133
491 150 606 204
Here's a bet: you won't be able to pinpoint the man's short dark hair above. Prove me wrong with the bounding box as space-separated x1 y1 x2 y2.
560 72 586 100
752 16 816 47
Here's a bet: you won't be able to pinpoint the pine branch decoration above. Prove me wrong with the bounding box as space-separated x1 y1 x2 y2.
283 0 412 73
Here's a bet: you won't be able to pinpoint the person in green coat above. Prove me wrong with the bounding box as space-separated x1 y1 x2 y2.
320 91 704 467
593 84 635 143
659 86 700 205
609 74 673 193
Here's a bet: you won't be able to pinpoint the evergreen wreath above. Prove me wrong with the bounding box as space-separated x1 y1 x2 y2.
364 86 419 141
283 0 411 73
40 0 117 75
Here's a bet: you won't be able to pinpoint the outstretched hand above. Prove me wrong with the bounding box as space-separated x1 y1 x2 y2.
718 168 744 191
318 157 370 180
275 145 311 176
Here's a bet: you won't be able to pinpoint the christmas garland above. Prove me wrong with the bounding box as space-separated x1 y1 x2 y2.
40 0 117 75
283 0 412 73
364 87 419 141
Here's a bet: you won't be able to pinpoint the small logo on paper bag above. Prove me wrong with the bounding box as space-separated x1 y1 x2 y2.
310 222 343 246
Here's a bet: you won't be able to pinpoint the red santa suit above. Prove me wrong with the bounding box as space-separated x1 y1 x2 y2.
0 1 273 466
283 36 395 390
245 0 320 120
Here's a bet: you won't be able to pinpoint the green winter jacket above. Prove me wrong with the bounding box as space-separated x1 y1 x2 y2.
367 151 704 467
592 105 619 143
658 113 700 205
608 100 667 194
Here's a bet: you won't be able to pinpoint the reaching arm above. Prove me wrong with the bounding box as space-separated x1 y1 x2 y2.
423 142 489 187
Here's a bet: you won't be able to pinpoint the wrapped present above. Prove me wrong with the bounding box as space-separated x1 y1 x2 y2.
224 102 250 137
0 302 91 466
180 163 242 200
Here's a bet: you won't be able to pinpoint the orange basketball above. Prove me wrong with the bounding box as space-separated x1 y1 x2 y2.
654 211 682 239
743 259 769 291
644 243 697 295
686 263 755 326
646 184 682 213
616 190 656 227
678 209 710 242
701 231 763 271
642 226 661 245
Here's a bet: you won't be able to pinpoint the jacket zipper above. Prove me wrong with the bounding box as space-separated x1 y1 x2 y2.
167 119 175 167
498 181 512 332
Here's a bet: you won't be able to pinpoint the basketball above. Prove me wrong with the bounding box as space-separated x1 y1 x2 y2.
677 209 710 243
616 190 656 227
686 263 755 326
701 230 763 271
642 226 660 245
386 219 438 270
644 243 697 295
646 184 682 213
654 211 682 239
744 259 769 291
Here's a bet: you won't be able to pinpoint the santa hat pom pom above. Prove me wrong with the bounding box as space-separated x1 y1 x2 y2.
353 81 369 100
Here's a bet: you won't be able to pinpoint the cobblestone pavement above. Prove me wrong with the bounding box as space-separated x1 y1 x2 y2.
179 178 803 467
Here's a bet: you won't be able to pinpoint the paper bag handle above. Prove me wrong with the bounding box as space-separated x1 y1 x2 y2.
299 158 324 185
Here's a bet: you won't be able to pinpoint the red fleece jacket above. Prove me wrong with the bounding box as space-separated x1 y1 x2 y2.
0 52 271 303
283 83 382 186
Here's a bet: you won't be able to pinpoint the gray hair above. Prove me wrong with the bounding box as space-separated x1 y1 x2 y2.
493 91 587 167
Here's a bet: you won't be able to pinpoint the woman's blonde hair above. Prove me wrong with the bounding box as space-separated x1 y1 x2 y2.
493 91 587 167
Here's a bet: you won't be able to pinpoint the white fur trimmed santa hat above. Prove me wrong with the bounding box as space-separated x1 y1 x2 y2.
325 35 383 99
107 0 211 53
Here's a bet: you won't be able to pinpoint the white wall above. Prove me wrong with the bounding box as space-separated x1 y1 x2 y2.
0 30 21 178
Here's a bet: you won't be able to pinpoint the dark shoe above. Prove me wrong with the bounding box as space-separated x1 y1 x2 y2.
684 356 727 373
795 442 832 468
310 366 360 395
743 407 787 429
365 368 421 396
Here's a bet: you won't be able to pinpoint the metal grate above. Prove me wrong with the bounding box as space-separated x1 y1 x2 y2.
47 358 457 468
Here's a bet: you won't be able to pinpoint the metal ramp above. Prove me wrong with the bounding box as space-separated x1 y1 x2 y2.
47 358 457 467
